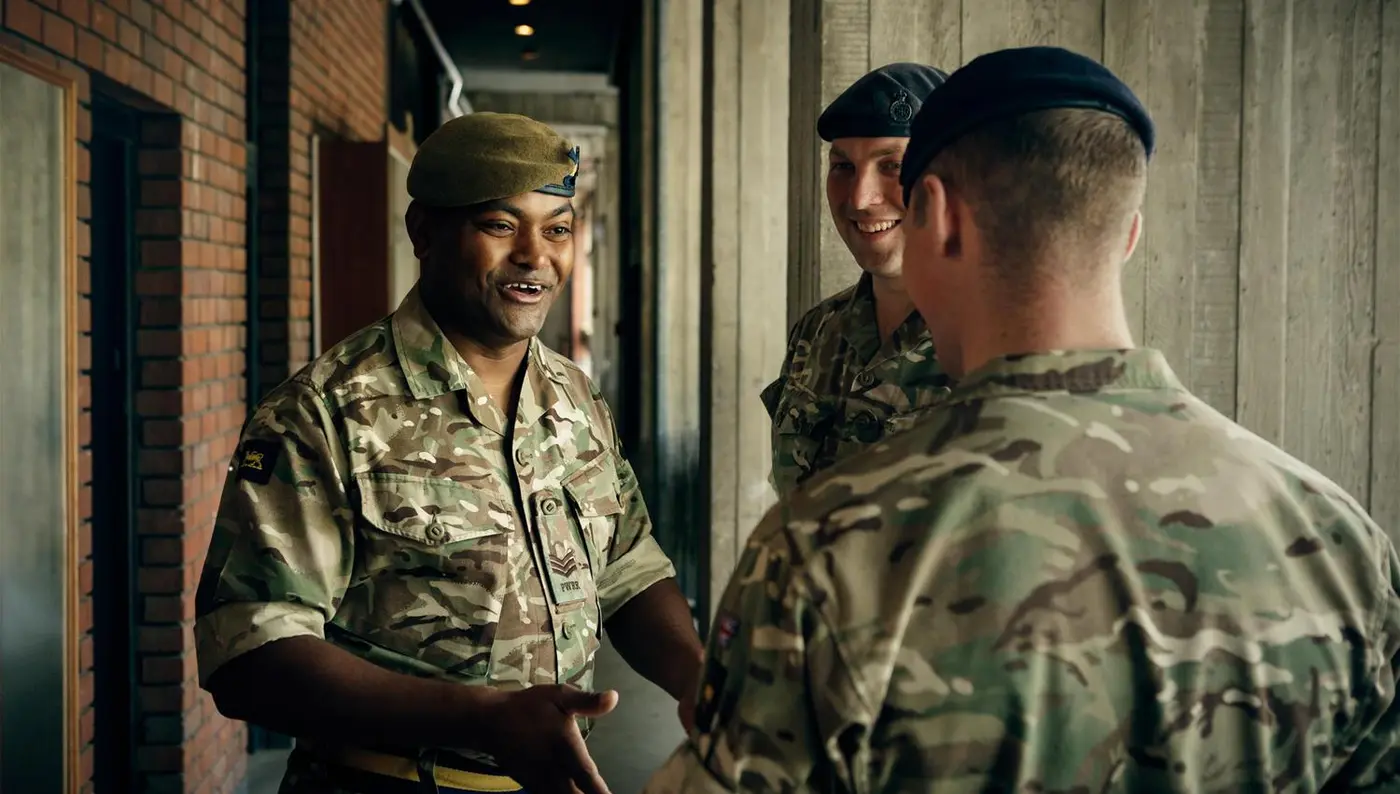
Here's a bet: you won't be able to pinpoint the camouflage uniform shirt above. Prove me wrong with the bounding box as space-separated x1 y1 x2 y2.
647 348 1400 793
194 286 675 746
761 273 953 499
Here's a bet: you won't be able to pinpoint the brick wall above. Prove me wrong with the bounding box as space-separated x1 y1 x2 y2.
255 0 386 394
0 0 388 791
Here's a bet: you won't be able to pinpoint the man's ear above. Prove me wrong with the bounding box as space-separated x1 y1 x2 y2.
1123 210 1143 262
406 201 432 259
921 173 960 260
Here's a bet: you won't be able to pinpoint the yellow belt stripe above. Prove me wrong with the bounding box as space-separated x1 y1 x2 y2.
326 747 522 792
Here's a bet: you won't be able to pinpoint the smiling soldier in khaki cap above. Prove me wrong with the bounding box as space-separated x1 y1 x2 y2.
195 112 704 794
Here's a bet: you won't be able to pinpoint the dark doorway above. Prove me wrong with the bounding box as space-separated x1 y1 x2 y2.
88 93 141 794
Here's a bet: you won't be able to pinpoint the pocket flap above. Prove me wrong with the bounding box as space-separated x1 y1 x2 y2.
355 473 509 545
563 457 624 517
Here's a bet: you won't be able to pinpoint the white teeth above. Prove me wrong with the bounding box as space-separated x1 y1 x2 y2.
855 220 899 234
506 283 543 293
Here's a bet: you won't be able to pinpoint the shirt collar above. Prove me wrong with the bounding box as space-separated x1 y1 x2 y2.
841 272 931 365
952 348 1185 400
390 285 571 403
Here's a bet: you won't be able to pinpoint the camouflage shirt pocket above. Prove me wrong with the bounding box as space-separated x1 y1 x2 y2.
346 473 514 675
563 456 625 567
354 473 511 580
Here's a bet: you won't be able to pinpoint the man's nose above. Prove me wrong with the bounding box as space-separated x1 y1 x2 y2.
849 169 887 210
512 233 551 268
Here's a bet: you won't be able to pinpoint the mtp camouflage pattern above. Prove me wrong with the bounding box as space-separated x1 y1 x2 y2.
649 348 1400 793
761 272 953 500
194 286 675 777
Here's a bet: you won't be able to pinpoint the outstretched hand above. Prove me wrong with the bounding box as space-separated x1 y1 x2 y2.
484 684 619 794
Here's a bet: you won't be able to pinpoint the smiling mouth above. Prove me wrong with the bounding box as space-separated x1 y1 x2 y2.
500 281 550 304
853 219 900 235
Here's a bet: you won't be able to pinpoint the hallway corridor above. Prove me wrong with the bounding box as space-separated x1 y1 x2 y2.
243 637 685 794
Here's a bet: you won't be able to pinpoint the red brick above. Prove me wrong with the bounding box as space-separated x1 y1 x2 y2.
41 9 75 56
138 566 183 594
59 0 90 26
74 26 101 67
6 0 44 40
12 3 395 792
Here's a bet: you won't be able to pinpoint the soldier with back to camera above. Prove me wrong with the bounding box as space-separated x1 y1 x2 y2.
646 46 1400 793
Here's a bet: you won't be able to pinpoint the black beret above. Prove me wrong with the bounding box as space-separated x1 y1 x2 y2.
817 62 949 142
407 112 579 208
899 46 1155 204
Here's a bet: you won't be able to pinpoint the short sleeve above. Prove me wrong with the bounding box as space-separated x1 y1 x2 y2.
763 321 804 495
594 408 676 621
193 378 356 687
642 509 871 794
1325 535 1400 790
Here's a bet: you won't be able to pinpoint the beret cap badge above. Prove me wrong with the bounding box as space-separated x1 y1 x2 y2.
889 92 914 123
538 145 580 198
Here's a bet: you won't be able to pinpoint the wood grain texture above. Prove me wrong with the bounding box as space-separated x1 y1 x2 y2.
1372 0 1400 538
817 0 870 301
1141 0 1203 385
1191 0 1244 415
1333 0 1382 503
1284 0 1381 500
788 0 825 323
869 0 961 69
1237 0 1291 444
1104 0 1154 344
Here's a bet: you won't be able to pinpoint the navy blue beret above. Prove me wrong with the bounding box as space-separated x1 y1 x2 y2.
817 62 949 142
899 46 1155 204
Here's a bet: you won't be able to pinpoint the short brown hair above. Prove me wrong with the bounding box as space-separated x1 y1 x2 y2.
916 108 1148 280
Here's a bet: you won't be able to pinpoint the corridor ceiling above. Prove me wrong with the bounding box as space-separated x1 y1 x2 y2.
418 0 630 76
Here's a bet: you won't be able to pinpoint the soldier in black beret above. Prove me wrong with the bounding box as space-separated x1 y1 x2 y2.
896 45 1155 379
761 62 955 501
643 45 1400 794
197 111 705 794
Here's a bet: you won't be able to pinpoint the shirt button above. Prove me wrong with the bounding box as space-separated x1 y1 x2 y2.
542 498 560 515
425 523 447 543
515 448 530 467
561 622 575 640
855 372 874 388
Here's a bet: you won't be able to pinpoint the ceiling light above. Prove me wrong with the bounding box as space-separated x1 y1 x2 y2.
509 0 530 5
514 24 534 36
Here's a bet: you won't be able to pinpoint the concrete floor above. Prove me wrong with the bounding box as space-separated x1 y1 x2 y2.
243 637 685 794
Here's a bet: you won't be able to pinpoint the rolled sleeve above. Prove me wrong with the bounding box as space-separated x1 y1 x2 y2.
193 377 355 688
596 449 676 621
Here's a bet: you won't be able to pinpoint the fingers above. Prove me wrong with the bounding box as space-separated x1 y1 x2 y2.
554 686 619 717
562 729 612 794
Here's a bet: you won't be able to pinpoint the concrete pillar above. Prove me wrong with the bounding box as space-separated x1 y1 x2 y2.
701 0 791 621
651 0 707 604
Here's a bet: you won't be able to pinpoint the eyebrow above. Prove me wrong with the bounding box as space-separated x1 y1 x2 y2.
829 146 905 160
480 200 575 220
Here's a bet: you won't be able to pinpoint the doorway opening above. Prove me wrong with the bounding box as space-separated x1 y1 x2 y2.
88 91 141 794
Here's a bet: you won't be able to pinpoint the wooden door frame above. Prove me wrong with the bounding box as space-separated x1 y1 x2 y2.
0 44 82 794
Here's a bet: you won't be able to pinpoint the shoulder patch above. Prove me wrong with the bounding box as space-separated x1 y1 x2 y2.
236 439 281 485
716 613 740 650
